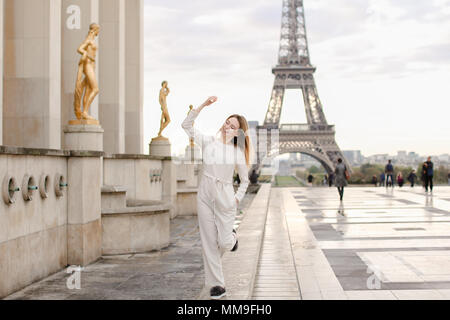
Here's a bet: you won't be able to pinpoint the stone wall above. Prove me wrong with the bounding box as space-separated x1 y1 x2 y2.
103 154 165 203
0 148 69 297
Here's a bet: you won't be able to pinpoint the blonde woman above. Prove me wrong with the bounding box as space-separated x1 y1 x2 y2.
74 23 100 120
182 96 251 299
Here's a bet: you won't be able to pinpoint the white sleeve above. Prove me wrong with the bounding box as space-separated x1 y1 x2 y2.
181 109 213 147
234 149 249 203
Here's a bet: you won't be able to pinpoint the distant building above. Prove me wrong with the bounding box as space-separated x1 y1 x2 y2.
397 151 407 162
289 153 299 162
366 154 389 164
278 160 292 176
248 121 259 131
408 152 419 162
343 150 363 165
438 154 450 162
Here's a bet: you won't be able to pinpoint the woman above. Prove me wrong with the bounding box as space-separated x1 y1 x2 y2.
334 158 348 201
74 23 100 121
181 96 251 300
397 172 404 187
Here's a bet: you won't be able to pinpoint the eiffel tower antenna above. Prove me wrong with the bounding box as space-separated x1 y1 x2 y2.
257 0 350 174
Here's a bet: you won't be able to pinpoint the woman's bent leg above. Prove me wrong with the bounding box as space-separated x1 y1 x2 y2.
214 209 237 257
197 196 225 288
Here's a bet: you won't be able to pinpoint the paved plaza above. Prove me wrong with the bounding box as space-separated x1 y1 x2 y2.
4 185 450 300
255 186 450 300
3 194 254 300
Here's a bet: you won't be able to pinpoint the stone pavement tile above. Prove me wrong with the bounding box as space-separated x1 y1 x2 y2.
253 291 300 297
253 288 299 293
336 276 374 290
315 276 344 291
301 291 323 300
297 276 320 294
256 279 298 283
345 290 397 300
251 188 301 300
320 290 347 300
256 273 297 278
332 265 372 277
4 285 73 300
255 284 298 290
436 290 450 299
391 290 445 300
254 285 300 290
5 215 205 300
253 297 300 300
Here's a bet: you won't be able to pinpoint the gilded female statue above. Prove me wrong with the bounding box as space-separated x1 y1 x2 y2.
73 23 100 121
157 81 171 137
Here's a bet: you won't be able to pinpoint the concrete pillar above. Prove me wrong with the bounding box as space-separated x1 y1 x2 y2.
125 0 144 154
67 154 102 266
61 0 99 148
162 159 178 219
3 0 61 149
99 0 125 154
0 0 3 146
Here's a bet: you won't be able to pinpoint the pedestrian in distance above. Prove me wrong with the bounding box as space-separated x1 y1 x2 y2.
371 175 378 187
397 172 404 188
407 170 417 187
323 175 328 186
307 174 314 185
422 156 434 193
385 160 395 188
379 172 385 187
335 158 348 201
181 96 251 300
328 173 334 187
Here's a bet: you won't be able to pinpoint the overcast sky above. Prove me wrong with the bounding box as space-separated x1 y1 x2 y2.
142 0 450 158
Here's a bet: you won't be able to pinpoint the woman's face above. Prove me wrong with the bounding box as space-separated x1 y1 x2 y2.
221 117 240 142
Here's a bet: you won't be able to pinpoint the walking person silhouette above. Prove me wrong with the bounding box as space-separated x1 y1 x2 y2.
385 160 395 188
335 158 348 201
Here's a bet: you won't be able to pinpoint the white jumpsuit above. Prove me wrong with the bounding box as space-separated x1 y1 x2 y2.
181 109 250 288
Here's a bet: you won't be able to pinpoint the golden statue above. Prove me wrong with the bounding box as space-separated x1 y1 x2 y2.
71 23 100 125
157 81 171 138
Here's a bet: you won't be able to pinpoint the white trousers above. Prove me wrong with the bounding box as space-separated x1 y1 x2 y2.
197 175 237 288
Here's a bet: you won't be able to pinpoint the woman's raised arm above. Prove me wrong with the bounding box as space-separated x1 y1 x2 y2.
181 97 218 147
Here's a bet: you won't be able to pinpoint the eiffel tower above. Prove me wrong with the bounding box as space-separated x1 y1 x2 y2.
256 0 350 174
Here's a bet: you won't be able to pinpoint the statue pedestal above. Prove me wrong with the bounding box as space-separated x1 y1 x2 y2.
69 119 100 126
64 124 104 152
149 136 171 157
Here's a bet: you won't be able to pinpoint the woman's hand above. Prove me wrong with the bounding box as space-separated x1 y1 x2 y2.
203 96 218 107
196 96 217 113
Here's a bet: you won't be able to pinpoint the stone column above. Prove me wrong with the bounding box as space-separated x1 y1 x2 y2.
125 0 144 154
162 159 178 219
3 0 61 149
0 0 3 146
99 0 126 154
67 152 103 266
61 0 100 148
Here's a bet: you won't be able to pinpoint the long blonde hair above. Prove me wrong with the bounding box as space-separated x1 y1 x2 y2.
226 114 252 167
